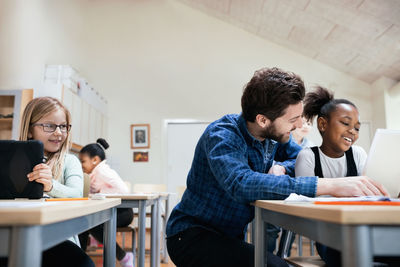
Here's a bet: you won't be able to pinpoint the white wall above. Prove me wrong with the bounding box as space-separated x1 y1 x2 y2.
0 0 377 185
385 82 400 130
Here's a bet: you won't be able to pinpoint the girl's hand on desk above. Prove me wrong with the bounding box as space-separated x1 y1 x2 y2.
317 176 390 197
90 184 100 194
89 177 101 193
27 163 53 192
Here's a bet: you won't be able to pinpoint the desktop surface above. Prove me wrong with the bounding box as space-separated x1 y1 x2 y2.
0 198 121 225
254 200 400 224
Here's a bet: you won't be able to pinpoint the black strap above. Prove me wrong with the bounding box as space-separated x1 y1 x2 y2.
311 146 358 178
345 147 358 176
311 146 324 178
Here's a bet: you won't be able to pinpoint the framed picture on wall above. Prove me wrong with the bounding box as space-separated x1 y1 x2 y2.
131 124 150 149
133 151 149 162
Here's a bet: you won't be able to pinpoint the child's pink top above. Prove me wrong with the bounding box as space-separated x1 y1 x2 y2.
89 160 129 194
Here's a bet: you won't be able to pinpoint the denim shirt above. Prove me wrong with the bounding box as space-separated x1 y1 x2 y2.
166 114 318 239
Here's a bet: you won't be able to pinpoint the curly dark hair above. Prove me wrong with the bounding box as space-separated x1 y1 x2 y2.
241 67 305 122
303 86 357 122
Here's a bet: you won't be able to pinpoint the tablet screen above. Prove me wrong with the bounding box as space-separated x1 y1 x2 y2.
0 140 45 199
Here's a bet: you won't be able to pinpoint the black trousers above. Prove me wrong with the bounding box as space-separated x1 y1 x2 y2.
166 226 289 267
79 208 133 261
0 240 94 267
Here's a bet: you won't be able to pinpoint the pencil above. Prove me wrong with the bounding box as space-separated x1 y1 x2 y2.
45 197 89 202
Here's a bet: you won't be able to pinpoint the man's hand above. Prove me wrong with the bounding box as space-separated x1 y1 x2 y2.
317 176 390 197
27 163 53 192
268 165 286 176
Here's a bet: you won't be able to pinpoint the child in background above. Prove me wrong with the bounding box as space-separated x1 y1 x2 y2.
78 138 134 267
292 117 314 148
295 86 396 267
17 97 93 267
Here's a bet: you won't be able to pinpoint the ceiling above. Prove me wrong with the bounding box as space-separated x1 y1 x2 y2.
178 0 400 84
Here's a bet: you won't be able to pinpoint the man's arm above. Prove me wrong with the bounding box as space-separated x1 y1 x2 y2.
204 128 317 203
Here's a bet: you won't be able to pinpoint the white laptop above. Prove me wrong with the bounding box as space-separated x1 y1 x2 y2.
363 129 400 198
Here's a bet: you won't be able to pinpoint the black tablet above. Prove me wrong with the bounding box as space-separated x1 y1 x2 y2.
0 140 45 199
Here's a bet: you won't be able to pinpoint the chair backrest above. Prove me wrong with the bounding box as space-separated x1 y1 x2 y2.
83 173 90 197
176 185 186 199
132 183 167 193
124 180 132 193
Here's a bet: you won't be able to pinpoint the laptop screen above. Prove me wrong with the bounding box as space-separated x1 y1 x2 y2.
0 140 45 199
363 129 400 198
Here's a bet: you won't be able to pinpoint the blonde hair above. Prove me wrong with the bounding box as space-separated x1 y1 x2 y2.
19 97 72 181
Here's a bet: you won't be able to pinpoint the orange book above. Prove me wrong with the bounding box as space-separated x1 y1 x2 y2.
45 197 89 202
314 201 400 206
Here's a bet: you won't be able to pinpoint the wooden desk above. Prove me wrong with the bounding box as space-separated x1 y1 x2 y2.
127 192 173 263
0 198 120 267
254 200 400 267
103 194 160 267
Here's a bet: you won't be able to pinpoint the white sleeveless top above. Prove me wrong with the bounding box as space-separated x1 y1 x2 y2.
295 146 367 178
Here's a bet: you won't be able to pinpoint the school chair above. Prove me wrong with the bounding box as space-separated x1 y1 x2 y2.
124 180 132 193
132 183 169 263
279 231 317 257
279 231 324 267
117 225 137 264
133 183 167 194
285 256 325 267
118 180 136 259
176 185 186 200
83 173 90 197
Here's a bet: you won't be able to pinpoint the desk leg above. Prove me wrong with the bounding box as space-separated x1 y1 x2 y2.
161 196 169 263
251 220 255 244
150 200 159 267
156 199 161 267
138 200 146 267
255 207 265 267
342 225 372 267
104 207 117 267
9 225 41 267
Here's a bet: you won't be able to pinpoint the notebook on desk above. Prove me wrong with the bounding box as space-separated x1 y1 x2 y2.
363 129 400 198
0 140 45 199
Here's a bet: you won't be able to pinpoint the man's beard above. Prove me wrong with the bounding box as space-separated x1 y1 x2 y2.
261 122 295 143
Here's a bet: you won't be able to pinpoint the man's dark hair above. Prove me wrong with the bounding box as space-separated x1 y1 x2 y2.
241 67 305 122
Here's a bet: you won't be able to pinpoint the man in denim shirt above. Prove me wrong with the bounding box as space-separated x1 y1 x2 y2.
166 67 387 267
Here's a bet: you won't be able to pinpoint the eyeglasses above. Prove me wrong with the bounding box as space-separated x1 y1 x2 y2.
31 123 71 133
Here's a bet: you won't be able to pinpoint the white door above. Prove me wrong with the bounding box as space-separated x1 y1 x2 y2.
166 121 210 207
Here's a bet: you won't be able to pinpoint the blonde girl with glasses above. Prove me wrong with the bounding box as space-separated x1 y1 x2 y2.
17 97 94 267
19 97 82 197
